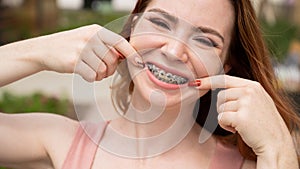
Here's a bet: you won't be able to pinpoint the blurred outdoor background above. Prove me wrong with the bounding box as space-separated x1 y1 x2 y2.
0 0 299 121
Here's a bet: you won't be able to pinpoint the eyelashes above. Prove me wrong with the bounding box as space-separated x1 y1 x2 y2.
146 16 220 48
193 37 219 47
148 17 171 30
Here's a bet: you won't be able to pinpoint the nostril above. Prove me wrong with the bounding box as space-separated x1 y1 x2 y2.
180 53 189 63
161 40 189 63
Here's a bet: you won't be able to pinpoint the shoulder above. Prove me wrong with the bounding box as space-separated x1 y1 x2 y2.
0 112 79 138
13 112 80 139
0 112 79 168
241 159 256 169
31 113 80 168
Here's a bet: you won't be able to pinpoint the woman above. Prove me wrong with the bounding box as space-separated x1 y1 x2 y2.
0 0 299 169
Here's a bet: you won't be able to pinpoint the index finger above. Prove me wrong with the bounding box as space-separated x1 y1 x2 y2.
196 75 252 90
97 27 144 67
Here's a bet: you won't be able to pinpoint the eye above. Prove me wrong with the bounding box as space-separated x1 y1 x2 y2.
148 18 170 30
194 36 218 48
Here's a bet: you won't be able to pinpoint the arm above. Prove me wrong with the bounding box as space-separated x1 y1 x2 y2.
0 112 78 169
241 131 299 169
256 135 298 169
0 24 143 87
0 38 44 87
0 24 144 168
0 25 94 87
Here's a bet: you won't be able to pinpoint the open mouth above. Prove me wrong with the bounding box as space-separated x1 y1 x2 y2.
146 63 188 85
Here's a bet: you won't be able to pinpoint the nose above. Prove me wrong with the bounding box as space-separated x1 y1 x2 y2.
161 38 189 63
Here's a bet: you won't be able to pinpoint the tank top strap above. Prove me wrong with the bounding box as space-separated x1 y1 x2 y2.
209 140 244 169
62 121 109 169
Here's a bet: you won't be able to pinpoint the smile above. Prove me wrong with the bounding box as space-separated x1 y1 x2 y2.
146 63 188 85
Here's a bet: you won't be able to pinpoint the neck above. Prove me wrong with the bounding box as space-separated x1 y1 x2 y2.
104 89 205 158
113 89 198 137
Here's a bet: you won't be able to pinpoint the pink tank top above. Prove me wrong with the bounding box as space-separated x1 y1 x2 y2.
62 122 244 169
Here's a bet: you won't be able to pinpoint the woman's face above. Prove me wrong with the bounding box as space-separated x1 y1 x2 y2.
128 0 235 107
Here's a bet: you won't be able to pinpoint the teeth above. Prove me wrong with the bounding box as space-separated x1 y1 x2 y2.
146 63 188 85
159 70 166 76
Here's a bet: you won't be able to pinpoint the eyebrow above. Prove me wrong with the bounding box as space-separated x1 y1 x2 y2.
147 8 224 43
147 8 178 23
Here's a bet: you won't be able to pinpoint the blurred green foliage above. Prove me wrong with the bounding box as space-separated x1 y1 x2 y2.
0 9 129 45
260 18 299 61
47 10 128 35
0 91 70 115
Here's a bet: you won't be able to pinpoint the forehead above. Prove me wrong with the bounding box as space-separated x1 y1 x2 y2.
145 0 235 39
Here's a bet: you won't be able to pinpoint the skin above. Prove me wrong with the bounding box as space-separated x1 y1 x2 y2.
128 0 235 108
0 0 298 168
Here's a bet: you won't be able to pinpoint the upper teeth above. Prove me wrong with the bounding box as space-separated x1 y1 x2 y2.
147 63 188 85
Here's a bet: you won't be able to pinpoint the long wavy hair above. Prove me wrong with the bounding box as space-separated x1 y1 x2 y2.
111 0 300 161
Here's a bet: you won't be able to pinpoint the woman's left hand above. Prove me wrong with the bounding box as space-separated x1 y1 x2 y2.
196 75 297 167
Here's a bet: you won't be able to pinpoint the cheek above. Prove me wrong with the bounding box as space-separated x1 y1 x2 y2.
129 34 165 52
190 61 209 78
190 50 225 78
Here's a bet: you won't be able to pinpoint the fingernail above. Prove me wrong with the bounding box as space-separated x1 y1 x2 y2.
118 53 125 60
135 57 145 68
188 80 201 87
116 51 125 60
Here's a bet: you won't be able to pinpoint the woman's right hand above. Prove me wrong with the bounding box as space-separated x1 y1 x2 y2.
35 24 143 82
